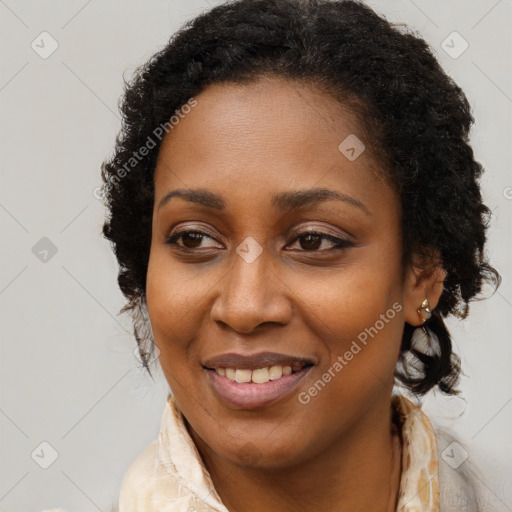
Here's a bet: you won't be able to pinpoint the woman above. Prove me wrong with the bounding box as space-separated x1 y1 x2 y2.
100 0 503 510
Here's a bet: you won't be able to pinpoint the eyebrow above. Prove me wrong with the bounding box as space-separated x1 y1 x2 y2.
158 187 370 216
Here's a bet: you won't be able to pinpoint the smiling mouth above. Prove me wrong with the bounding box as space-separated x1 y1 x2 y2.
204 363 314 410
204 363 314 384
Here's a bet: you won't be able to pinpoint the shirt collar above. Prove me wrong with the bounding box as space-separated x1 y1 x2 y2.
157 393 439 512
393 393 440 511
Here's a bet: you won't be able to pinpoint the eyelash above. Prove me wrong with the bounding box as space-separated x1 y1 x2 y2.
164 229 352 253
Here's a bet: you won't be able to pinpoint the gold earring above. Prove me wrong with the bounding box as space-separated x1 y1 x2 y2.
417 298 431 324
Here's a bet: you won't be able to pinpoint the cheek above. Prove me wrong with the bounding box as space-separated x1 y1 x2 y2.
146 251 200 363
146 248 213 332
289 247 403 330
290 269 404 455
145 249 232 390
286 251 405 390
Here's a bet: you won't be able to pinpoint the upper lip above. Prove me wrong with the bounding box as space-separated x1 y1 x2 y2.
202 351 316 370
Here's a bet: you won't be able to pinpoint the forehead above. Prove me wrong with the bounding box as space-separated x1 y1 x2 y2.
153 76 391 211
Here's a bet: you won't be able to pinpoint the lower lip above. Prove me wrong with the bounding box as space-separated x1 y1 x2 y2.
205 366 313 410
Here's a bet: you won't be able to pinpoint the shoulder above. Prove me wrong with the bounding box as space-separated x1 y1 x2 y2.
118 440 159 512
432 424 512 512
118 438 192 512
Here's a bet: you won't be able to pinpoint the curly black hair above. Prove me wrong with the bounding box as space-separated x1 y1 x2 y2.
101 0 500 396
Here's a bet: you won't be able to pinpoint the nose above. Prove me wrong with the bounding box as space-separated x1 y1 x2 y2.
210 246 292 334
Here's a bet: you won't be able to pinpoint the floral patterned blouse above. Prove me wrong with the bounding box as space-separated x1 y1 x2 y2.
114 392 493 512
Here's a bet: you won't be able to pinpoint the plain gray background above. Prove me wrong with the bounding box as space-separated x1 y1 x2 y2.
0 1 511 511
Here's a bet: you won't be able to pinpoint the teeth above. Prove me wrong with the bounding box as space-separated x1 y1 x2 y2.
214 364 300 383
269 365 283 380
252 367 269 383
235 369 252 383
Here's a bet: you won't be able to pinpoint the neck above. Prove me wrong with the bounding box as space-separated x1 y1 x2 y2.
189 394 402 512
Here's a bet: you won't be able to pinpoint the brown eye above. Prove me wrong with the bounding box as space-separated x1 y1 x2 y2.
181 232 204 248
165 230 220 250
299 233 322 251
287 231 352 252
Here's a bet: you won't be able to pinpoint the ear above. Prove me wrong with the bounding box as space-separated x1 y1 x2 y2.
403 249 446 327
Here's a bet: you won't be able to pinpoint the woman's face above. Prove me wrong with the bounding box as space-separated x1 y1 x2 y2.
147 76 418 468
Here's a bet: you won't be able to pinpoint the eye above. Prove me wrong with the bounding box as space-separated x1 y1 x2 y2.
165 230 222 250
165 229 352 253
286 231 352 252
